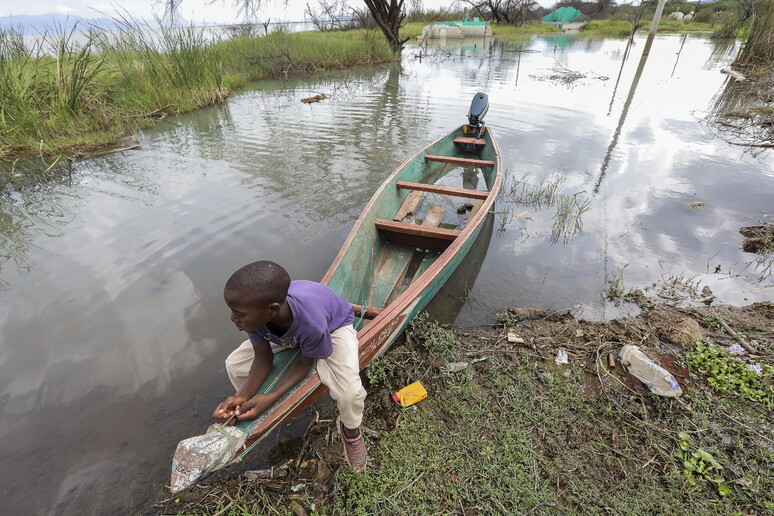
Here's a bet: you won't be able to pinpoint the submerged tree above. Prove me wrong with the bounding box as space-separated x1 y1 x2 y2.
364 0 409 52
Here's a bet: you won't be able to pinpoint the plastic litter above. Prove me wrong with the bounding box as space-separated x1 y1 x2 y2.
392 381 428 407
554 348 568 365
443 356 492 372
507 333 525 344
619 345 682 397
170 423 247 493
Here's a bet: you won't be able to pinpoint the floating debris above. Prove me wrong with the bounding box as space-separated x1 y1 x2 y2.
740 223 774 254
301 93 328 103
721 67 746 82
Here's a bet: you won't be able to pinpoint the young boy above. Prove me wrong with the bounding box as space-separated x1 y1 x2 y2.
212 260 367 472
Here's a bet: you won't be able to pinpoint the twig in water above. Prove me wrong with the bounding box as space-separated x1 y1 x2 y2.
137 103 175 118
73 144 140 159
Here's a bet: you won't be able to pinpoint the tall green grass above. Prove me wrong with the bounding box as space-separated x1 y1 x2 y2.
0 19 394 160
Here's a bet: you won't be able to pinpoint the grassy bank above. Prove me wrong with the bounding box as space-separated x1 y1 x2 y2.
400 20 559 40
580 19 715 37
158 303 773 515
492 22 562 36
0 23 394 160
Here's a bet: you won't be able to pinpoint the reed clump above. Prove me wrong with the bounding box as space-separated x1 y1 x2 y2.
0 19 394 160
736 0 774 66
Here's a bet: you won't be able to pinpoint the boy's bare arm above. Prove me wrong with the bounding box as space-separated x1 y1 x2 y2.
213 343 273 422
234 354 315 422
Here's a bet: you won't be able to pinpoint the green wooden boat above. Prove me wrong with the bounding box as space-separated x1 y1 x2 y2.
170 93 502 493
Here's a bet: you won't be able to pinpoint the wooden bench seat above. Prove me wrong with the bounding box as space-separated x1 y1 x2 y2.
424 155 495 168
396 181 489 200
375 219 460 252
453 136 487 146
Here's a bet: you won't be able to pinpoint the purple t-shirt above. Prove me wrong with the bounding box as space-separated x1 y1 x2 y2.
247 280 354 359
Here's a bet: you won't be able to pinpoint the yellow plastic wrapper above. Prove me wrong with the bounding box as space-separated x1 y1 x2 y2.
391 381 428 407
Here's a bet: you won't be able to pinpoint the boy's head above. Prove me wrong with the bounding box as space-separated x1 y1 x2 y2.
224 261 291 332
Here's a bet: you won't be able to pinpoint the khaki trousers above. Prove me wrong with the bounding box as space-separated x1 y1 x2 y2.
225 324 366 429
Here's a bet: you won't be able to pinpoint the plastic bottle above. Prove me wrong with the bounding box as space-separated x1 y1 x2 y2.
619 345 683 397
392 381 428 407
555 348 568 365
443 356 492 372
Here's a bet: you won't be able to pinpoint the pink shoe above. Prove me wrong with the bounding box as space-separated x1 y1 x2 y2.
337 417 367 473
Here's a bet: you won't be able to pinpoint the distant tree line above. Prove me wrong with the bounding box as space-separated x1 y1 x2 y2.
159 0 769 53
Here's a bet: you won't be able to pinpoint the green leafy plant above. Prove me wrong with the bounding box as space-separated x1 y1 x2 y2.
704 316 724 332
495 310 521 327
408 313 457 361
365 354 394 386
674 432 730 496
687 341 773 405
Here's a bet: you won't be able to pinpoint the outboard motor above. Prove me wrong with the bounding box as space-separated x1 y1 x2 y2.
466 92 489 139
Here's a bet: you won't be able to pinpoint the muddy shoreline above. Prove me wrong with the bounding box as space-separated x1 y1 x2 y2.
152 298 773 515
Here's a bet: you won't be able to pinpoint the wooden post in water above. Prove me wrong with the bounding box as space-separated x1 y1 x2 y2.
643 0 668 55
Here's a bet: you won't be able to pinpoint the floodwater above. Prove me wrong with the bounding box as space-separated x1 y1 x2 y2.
1 33 772 515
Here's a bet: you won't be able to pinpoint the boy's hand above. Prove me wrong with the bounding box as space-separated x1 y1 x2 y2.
233 394 274 422
213 394 248 424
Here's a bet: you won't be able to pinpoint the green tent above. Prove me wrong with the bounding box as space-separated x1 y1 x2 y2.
542 7 584 25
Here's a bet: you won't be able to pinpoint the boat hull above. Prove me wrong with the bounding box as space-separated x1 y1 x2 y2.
170 124 501 492
242 124 501 446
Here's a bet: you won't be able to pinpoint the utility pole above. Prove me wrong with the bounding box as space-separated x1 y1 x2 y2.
643 0 668 55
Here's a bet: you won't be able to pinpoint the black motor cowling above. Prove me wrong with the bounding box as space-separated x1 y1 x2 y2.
466 92 489 138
